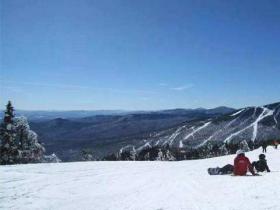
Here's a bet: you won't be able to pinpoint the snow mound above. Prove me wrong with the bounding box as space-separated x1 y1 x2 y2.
1 147 279 210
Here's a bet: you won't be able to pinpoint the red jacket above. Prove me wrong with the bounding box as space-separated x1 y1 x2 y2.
234 155 255 176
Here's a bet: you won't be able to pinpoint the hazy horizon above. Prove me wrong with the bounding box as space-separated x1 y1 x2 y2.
1 100 280 112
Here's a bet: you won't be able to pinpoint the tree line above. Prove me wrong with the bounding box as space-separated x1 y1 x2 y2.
102 139 277 161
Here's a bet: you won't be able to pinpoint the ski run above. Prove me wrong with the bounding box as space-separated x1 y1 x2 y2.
1 146 279 210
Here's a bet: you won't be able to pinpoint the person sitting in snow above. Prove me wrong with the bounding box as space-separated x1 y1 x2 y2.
252 154 270 173
208 150 257 176
208 164 233 175
233 150 256 176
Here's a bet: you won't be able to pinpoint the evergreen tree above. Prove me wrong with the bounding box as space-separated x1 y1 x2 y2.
239 140 250 152
130 147 136 161
0 101 19 164
0 102 46 165
81 148 94 161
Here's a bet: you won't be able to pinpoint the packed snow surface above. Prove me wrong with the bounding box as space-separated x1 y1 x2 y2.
1 147 279 210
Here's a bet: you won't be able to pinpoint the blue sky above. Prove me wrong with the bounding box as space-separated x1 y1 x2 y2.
1 0 280 110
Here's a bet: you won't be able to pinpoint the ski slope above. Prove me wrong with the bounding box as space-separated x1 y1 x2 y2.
1 147 279 210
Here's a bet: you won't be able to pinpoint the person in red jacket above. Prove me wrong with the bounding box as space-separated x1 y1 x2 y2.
234 150 256 176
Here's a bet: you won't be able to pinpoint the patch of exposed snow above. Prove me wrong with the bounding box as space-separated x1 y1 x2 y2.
179 141 184 148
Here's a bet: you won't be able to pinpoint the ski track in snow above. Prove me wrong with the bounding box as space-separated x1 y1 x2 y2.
199 115 245 147
183 122 211 140
230 109 245 117
167 126 185 146
155 140 160 146
225 115 241 129
224 107 274 143
202 114 246 146
179 141 184 148
1 147 279 210
274 104 280 126
195 135 213 148
253 107 257 118
251 107 274 142
273 115 278 126
136 142 152 151
180 122 211 148
143 105 279 149
120 145 134 153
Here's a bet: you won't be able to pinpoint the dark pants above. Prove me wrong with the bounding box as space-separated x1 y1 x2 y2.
219 164 234 174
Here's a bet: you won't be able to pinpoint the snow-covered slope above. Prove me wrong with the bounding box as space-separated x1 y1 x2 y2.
130 102 280 152
1 147 279 210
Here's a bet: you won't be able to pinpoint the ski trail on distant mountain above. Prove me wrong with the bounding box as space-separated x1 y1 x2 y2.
273 115 278 127
137 142 152 151
253 107 257 118
180 122 211 148
155 139 161 146
195 135 214 148
168 126 185 146
203 109 249 146
230 109 245 117
179 141 184 148
273 104 280 126
119 145 136 153
251 107 274 142
120 103 279 152
184 122 211 140
198 115 244 148
225 115 243 129
224 107 274 143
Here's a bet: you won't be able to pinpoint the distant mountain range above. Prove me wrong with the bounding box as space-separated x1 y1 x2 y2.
123 102 280 155
20 107 234 161
4 103 279 161
0 107 235 121
0 110 128 121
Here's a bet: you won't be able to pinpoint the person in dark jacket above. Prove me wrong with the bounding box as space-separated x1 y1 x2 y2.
262 142 267 153
252 154 270 172
234 150 255 176
274 140 279 149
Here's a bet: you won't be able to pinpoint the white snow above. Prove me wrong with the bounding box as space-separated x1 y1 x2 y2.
230 109 245 116
195 134 214 148
179 122 212 149
1 147 279 210
167 126 185 146
251 107 274 142
179 140 184 148
183 122 211 141
136 142 152 151
180 122 211 148
224 107 274 143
